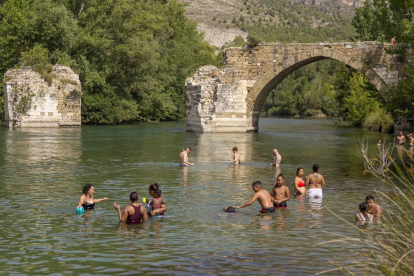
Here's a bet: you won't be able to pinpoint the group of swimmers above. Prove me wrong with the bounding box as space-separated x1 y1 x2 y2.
76 183 167 223
395 131 414 146
75 146 382 223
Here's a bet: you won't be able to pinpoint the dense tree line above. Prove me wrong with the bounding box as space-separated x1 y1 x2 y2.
0 0 216 124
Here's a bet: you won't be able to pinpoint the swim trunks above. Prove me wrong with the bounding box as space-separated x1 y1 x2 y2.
274 201 287 209
308 188 323 198
179 164 187 167
261 207 275 213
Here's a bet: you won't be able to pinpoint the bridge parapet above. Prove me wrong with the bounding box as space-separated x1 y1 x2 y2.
186 42 410 133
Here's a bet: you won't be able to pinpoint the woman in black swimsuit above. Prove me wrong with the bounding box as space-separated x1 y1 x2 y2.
76 184 109 210
113 192 148 223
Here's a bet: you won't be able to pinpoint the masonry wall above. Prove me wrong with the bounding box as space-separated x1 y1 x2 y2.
3 65 82 128
186 42 410 133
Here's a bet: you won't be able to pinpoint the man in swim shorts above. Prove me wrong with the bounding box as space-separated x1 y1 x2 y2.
225 181 275 213
269 149 282 167
179 147 194 166
396 132 406 145
366 195 382 215
271 174 290 208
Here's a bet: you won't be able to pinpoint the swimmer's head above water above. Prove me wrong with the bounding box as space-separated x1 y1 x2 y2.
312 164 319 173
130 191 138 202
273 149 278 155
252 181 262 191
224 206 236 213
275 174 285 187
82 184 94 195
296 167 304 177
185 147 191 153
232 146 238 153
359 202 369 212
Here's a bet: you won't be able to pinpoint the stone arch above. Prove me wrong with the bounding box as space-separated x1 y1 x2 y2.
247 51 388 131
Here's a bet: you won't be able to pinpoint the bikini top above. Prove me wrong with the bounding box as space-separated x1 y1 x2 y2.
358 213 372 221
82 201 95 210
296 177 305 187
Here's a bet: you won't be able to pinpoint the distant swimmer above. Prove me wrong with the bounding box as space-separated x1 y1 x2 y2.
356 202 373 222
232 146 241 164
305 164 325 198
113 192 148 223
224 181 275 213
179 147 194 166
407 134 414 147
294 167 307 195
76 184 109 211
271 174 290 209
269 149 282 167
377 140 382 147
396 132 406 145
366 195 382 215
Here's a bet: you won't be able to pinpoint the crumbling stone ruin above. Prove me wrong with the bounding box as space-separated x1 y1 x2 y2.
3 65 81 128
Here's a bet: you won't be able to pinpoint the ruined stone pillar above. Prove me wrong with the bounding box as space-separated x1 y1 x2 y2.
3 65 82 128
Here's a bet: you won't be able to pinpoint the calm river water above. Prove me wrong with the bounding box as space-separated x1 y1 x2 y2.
0 118 392 275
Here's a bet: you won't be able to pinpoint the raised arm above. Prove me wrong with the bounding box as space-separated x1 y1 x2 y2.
114 203 130 222
235 194 258 209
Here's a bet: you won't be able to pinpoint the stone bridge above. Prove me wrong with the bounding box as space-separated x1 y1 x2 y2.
185 42 410 132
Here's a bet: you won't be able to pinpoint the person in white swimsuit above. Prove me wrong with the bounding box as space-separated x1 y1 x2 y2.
305 164 325 198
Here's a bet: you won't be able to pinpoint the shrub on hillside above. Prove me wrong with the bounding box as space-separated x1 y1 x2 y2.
362 109 393 131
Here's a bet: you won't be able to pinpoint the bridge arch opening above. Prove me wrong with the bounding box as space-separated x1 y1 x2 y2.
248 56 387 131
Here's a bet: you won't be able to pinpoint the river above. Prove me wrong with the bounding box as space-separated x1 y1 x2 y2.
0 118 393 275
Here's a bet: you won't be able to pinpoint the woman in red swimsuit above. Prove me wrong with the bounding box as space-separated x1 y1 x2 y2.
113 192 148 223
294 167 307 195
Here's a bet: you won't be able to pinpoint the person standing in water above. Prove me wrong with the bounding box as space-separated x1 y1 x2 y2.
224 181 275 213
269 149 282 167
294 167 307 195
396 132 406 145
271 174 290 208
147 183 167 216
76 184 109 210
378 122 383 132
232 146 241 164
179 147 194 166
407 134 414 147
356 202 373 222
113 192 148 223
366 195 382 215
305 164 325 198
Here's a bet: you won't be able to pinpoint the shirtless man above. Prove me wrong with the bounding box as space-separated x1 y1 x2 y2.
305 164 325 198
269 149 281 167
224 181 275 213
396 132 406 145
407 134 414 147
366 195 382 215
271 174 290 209
179 147 194 166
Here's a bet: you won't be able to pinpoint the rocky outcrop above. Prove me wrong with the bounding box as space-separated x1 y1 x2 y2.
3 65 81 128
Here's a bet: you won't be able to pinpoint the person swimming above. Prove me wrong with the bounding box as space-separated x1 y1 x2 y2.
356 202 373 222
294 167 307 195
113 192 148 223
305 164 325 198
149 189 165 217
366 195 382 215
224 206 236 213
76 184 108 211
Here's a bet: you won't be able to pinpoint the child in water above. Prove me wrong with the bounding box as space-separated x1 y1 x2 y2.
149 189 165 217
271 174 290 208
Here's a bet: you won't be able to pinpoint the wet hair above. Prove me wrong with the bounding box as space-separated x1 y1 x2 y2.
296 167 304 175
130 192 138 202
366 195 374 201
82 184 94 195
312 164 319 173
232 146 238 152
277 173 285 180
149 183 160 192
359 202 369 212
186 147 191 151
225 206 236 213
153 189 162 198
252 181 262 188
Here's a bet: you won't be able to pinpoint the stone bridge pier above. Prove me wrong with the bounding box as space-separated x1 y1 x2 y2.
185 42 409 132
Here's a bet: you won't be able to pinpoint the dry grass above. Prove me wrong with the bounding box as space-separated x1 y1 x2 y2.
319 139 414 275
